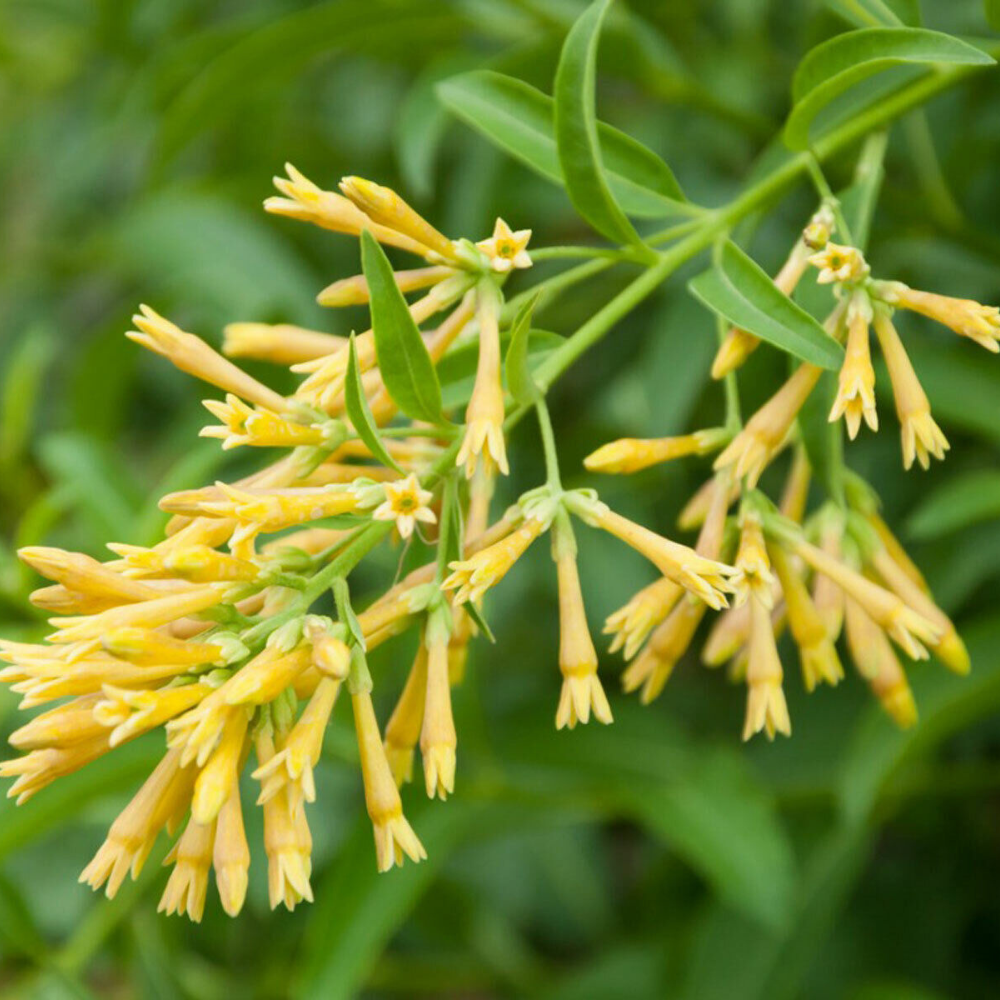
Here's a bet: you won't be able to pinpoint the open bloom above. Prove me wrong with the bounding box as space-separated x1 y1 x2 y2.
808 242 868 285
372 475 436 539
476 217 532 272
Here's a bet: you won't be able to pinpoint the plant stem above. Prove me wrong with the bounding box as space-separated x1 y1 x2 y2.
535 397 562 489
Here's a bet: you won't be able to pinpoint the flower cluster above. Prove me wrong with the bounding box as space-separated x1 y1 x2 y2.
2 168 994 922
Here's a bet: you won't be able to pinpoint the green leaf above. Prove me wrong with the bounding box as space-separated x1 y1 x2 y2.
839 131 887 251
438 476 463 570
344 333 404 475
505 294 542 405
463 600 496 644
554 0 647 246
823 0 914 27
360 230 444 425
688 242 844 370
436 71 687 219
620 749 796 930
905 470 1000 540
784 28 993 150
333 578 367 651
988 0 1000 31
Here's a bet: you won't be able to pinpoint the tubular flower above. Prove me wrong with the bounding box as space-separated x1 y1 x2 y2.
552 518 612 729
872 307 949 470
200 394 336 450
352 687 426 872
604 577 683 660
222 323 345 365
769 543 843 692
844 597 917 728
712 204 832 378
159 817 216 922
793 538 941 659
731 509 775 608
456 280 509 477
583 428 728 474
318 265 454 308
830 290 878 438
384 645 428 787
742 594 792 741
566 494 734 610
714 362 823 487
420 626 457 799
876 281 1000 352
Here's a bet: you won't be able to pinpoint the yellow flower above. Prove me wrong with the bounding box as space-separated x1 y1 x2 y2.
872 308 949 470
255 728 314 910
742 595 791 741
128 305 288 412
158 817 216 923
420 633 457 798
253 676 342 808
372 474 437 539
352 687 426 872
265 163 430 258
553 529 612 729
830 291 878 438
731 510 774 608
676 474 739 532
318 264 455 307
94 682 213 748
808 242 868 285
100 627 230 667
200 394 332 450
604 577 682 660
811 510 845 641
213 786 250 917
79 750 195 898
339 175 462 265
475 217 532 272
844 597 917 728
583 428 728 474
18 546 160 603
383 645 428 787
877 281 1000 352
769 543 843 692
220 645 313 707
870 547 969 675
622 597 705 704
191 707 250 825
713 363 822 487
444 514 545 605
793 538 940 659
8 695 106 751
222 322 345 365
456 282 508 478
567 496 734 610
778 447 811 523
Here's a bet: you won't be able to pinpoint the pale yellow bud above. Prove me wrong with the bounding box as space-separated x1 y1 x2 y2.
384 646 428 787
420 636 457 799
742 595 791 741
622 597 705 704
222 322 345 365
159 817 216 923
318 265 454 307
191 707 249 825
830 291 877 439
213 787 250 917
583 428 728 474
443 517 545 605
878 281 1000 352
732 511 774 608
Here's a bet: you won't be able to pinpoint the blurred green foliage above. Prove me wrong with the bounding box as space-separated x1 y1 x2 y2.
1 1 1000 997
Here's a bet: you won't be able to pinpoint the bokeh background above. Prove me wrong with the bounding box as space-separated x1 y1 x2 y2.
1 1 1000 997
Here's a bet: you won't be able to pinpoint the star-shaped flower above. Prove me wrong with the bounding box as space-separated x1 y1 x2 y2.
372 475 436 539
476 218 532 273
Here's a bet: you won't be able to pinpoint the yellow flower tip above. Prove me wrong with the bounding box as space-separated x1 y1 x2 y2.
443 517 542 604
372 474 437 539
742 597 791 742
830 294 878 438
900 410 950 471
807 243 868 285
339 175 458 263
604 578 682 661
710 327 759 379
475 218 532 272
800 639 844 693
213 789 250 917
158 819 215 923
374 809 427 873
422 745 456 800
456 417 509 479
584 430 725 475
882 283 1000 352
741 681 792 742
881 681 919 729
732 514 774 608
935 628 971 676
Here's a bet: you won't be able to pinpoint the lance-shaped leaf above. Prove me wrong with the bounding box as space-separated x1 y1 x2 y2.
360 229 444 424
554 0 647 246
688 242 844 370
988 0 1000 30
784 28 993 150
343 332 404 475
504 294 542 406
436 70 687 219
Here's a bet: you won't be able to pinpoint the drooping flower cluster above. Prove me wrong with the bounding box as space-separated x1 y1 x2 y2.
2 165 994 923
